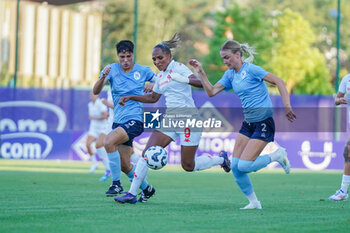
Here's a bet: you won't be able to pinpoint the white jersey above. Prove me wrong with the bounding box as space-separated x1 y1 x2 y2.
338 73 350 123
153 60 196 109
88 98 108 128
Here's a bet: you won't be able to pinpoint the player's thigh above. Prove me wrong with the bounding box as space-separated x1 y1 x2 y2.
240 139 268 161
142 130 173 157
104 127 129 148
233 133 250 158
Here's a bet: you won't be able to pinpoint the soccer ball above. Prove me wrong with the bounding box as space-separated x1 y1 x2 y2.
144 146 167 170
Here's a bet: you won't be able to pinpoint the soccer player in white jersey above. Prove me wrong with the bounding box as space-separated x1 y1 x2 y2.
93 40 156 200
86 92 109 174
328 73 350 201
188 40 296 209
93 89 113 182
115 33 231 204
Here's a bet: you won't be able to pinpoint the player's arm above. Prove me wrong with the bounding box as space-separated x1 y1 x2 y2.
144 82 155 93
118 92 162 106
263 73 296 122
335 92 347 105
102 98 113 109
188 74 203 88
93 67 111 95
188 59 224 97
89 111 108 120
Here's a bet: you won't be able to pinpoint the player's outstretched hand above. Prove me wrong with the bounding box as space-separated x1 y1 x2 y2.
170 73 189 84
188 59 203 73
118 96 130 106
285 107 296 122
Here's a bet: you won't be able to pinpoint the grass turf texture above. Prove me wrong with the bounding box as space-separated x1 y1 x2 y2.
0 160 349 233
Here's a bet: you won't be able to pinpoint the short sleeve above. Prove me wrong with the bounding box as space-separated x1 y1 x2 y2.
249 64 268 81
145 66 155 82
175 63 193 78
218 70 233 91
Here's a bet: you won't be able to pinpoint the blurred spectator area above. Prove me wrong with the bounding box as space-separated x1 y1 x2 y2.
0 0 101 88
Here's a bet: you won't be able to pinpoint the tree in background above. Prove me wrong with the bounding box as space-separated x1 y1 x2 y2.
246 0 350 85
100 0 221 70
268 9 333 94
203 4 273 84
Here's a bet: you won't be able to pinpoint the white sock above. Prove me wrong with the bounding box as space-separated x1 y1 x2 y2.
268 147 283 162
193 154 224 171
341 174 350 193
96 147 110 171
129 158 149 195
90 154 97 164
246 192 259 203
131 152 140 164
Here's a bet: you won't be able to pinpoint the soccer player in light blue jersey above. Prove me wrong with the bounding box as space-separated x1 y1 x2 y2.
93 40 156 201
189 40 296 209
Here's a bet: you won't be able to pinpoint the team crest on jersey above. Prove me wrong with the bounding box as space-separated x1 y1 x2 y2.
241 71 247 79
134 72 141 80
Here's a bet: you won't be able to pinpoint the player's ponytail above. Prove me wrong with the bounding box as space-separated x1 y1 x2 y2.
154 33 181 55
221 40 257 63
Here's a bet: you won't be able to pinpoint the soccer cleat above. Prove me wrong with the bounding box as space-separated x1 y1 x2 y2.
99 171 111 182
328 189 349 201
105 183 124 197
114 192 137 204
89 163 99 173
240 201 262 210
275 147 290 174
219 151 231 173
138 185 156 203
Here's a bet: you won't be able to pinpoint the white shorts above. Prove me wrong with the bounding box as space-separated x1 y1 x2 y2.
102 123 113 135
160 128 202 146
88 124 104 138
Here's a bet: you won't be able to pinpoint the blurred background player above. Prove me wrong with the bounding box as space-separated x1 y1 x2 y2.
115 33 231 204
328 73 350 201
189 40 296 209
86 92 110 179
95 89 114 182
93 40 156 199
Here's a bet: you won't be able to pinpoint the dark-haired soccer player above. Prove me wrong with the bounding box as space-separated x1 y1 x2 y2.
93 40 156 200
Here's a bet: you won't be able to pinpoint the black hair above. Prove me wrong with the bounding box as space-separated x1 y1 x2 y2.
115 40 134 54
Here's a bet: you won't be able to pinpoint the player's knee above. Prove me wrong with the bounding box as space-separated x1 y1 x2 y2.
343 143 350 162
181 161 194 172
104 138 114 153
231 157 239 175
237 160 253 173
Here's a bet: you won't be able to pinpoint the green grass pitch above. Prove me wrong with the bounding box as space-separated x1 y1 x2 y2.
0 160 349 233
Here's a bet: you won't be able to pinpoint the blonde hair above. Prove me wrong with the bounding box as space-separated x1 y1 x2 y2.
154 33 181 55
220 40 257 63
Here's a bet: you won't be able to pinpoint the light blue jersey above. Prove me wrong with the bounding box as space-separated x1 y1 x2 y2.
100 63 155 123
218 62 273 122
